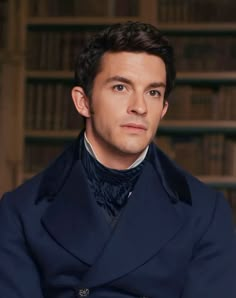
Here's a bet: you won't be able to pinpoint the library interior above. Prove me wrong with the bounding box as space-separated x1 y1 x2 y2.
0 0 236 225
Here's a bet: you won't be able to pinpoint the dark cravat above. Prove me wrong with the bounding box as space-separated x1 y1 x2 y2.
82 147 144 223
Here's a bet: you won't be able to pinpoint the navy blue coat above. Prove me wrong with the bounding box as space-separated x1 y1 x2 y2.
0 135 236 298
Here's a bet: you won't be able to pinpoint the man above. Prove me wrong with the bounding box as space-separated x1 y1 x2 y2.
0 21 235 298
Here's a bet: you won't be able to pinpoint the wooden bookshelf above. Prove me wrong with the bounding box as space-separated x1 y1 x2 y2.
22 0 236 190
198 176 236 188
160 121 236 133
0 0 26 196
13 0 150 189
27 16 141 26
2 0 236 210
27 70 72 79
25 129 79 139
177 72 236 83
158 23 236 33
150 0 236 213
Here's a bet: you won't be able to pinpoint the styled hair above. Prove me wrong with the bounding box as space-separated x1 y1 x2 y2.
74 21 176 99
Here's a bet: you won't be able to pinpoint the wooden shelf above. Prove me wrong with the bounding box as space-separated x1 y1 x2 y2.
177 72 236 83
160 120 236 133
27 19 236 32
25 129 80 139
17 1 236 200
0 51 4 61
198 176 236 188
27 16 140 27
27 70 72 80
158 22 236 33
0 52 24 64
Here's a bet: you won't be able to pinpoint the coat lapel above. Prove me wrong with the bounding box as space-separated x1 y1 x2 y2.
82 160 187 287
39 135 191 286
41 160 111 265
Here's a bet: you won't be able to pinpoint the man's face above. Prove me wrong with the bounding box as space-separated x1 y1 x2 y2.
74 52 168 168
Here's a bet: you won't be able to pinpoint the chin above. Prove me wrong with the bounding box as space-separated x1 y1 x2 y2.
120 144 148 155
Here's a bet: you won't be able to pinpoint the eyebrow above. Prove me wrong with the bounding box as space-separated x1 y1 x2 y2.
148 82 166 89
105 76 132 85
105 76 166 89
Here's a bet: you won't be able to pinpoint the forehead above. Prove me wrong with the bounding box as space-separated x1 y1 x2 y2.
98 51 166 81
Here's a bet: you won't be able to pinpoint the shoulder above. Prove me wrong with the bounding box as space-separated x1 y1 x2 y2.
176 159 225 212
153 144 235 242
0 138 77 211
152 142 229 215
0 173 43 210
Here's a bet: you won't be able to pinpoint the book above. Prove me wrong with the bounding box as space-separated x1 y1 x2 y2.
165 86 192 120
0 0 8 50
172 136 204 175
189 87 214 120
157 0 236 23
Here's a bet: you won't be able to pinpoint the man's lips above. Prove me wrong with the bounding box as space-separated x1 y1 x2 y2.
121 123 147 130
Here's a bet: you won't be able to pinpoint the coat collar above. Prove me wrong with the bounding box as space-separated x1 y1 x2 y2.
37 132 191 206
39 132 192 286
81 160 188 287
147 141 192 205
41 160 111 265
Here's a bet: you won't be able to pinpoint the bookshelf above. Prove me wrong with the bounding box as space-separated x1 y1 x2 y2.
153 0 236 223
0 0 236 223
14 0 153 188
0 0 26 196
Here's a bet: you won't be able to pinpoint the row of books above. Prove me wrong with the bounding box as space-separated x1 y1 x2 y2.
25 82 83 130
24 141 73 172
27 0 236 22
155 134 236 176
26 31 236 71
166 85 236 121
157 0 236 23
0 0 8 50
28 0 138 17
26 29 96 71
170 36 236 71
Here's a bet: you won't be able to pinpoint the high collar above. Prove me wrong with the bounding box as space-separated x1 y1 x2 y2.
84 131 149 169
36 131 191 206
40 146 190 287
39 131 192 287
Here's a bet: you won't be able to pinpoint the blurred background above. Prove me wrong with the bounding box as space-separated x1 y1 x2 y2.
0 0 236 224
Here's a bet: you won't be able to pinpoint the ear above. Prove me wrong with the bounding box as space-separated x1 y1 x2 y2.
71 86 91 118
161 100 168 119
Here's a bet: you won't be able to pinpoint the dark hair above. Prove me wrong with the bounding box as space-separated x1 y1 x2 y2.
74 21 176 99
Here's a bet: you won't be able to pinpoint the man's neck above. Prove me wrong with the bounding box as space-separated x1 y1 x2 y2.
84 132 148 170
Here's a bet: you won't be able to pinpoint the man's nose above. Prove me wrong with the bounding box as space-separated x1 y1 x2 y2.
127 92 147 115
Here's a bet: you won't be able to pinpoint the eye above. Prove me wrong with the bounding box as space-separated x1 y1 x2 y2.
149 89 161 97
113 84 126 92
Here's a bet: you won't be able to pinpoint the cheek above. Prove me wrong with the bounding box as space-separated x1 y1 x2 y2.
92 94 116 115
94 101 123 123
92 108 117 131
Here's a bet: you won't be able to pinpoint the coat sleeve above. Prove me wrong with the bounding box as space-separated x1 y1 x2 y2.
0 194 44 298
181 193 236 298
